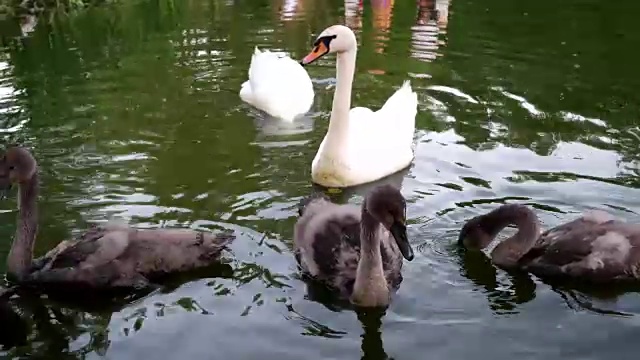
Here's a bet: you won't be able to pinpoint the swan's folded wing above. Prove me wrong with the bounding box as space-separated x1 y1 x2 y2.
351 81 417 149
521 215 620 267
248 50 278 92
293 205 361 277
522 231 595 267
248 51 308 94
378 81 417 114
130 228 234 249
47 228 131 270
531 211 620 251
524 221 640 280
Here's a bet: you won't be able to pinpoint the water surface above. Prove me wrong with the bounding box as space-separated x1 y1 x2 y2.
1 0 640 358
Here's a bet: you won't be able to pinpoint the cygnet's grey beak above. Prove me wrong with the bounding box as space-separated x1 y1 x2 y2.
390 222 414 261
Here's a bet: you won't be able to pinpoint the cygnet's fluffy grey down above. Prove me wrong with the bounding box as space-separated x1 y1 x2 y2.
458 203 640 282
293 185 414 308
0 146 234 292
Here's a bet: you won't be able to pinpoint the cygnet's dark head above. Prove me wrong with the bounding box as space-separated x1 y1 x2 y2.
0 146 37 199
458 204 536 249
458 215 496 250
364 185 414 261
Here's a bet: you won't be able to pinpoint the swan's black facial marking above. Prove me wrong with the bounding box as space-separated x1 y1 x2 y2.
313 34 337 48
300 34 337 66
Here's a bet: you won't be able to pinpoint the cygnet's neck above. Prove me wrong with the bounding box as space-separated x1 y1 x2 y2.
489 205 541 268
350 207 390 307
7 173 39 281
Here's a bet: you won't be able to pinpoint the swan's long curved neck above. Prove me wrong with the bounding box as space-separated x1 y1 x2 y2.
490 208 540 268
323 48 357 159
351 208 389 307
7 173 39 280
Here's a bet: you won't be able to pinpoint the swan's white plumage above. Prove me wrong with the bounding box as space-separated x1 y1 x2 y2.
312 80 418 187
239 47 314 121
303 25 418 188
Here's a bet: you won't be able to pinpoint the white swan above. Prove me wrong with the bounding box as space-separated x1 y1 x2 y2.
300 25 418 188
240 47 314 121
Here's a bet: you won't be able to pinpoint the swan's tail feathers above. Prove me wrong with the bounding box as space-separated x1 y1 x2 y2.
239 80 253 102
297 192 331 216
380 79 419 114
400 80 418 103
248 47 264 78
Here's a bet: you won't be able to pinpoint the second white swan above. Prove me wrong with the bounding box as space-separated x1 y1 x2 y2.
240 47 314 121
301 25 418 188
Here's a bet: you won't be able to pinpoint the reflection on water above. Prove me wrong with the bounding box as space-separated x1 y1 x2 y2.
280 0 306 21
0 297 28 350
344 0 363 30
19 15 37 37
2 0 640 358
411 0 450 62
371 0 394 54
455 246 537 315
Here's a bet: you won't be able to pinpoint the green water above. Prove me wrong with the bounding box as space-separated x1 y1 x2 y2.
1 0 640 358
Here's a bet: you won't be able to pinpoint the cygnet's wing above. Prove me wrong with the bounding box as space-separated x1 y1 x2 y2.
45 225 131 270
293 201 361 281
523 219 640 281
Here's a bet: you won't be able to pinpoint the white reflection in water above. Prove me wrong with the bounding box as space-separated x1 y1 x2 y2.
411 0 450 63
19 15 38 37
344 0 363 30
494 87 545 117
0 59 27 133
280 0 307 21
245 104 316 138
560 111 608 128
428 85 480 104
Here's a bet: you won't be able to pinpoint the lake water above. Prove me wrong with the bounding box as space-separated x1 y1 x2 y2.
1 0 640 358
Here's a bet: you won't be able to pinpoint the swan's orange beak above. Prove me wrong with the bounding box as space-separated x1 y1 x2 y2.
300 42 329 66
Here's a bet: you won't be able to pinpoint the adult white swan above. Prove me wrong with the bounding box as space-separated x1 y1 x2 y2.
300 25 418 188
240 47 314 121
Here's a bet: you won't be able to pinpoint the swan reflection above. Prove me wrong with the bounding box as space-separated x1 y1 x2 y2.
286 300 392 359
0 263 234 355
312 166 409 204
456 246 537 315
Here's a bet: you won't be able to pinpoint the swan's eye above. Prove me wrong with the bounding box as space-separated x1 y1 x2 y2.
313 35 338 48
